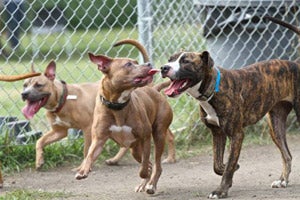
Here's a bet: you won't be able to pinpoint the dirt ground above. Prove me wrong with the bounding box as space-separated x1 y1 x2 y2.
1 135 300 200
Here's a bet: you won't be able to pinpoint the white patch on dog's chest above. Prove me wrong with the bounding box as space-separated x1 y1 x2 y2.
109 125 136 147
199 101 220 127
53 116 71 127
186 81 219 126
186 81 202 98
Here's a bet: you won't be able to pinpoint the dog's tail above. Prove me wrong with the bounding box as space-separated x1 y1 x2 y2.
265 16 300 64
0 72 41 82
265 16 300 35
113 39 150 63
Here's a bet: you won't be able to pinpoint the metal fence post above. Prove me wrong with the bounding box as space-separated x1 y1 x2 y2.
137 0 153 63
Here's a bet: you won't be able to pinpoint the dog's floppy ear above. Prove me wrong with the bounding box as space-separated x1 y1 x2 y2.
44 60 56 81
200 51 214 68
88 52 112 73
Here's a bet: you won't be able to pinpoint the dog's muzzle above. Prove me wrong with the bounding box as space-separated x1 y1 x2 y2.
161 65 171 78
21 91 30 101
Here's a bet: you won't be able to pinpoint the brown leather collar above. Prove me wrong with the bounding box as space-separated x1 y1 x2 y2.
52 80 68 113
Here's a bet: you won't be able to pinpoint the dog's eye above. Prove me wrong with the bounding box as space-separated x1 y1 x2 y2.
35 83 44 88
181 59 189 64
23 83 28 88
124 62 133 68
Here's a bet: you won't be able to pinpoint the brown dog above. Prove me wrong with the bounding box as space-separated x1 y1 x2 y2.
21 62 99 170
75 42 173 195
0 71 41 188
161 51 300 198
105 40 176 165
21 41 175 170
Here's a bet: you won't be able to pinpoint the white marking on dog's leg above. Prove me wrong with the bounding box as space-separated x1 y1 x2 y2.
208 193 219 199
271 180 288 188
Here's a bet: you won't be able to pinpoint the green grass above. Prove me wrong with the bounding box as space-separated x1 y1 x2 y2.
0 189 74 200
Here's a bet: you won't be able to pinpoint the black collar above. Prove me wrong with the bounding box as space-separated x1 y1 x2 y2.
99 95 130 110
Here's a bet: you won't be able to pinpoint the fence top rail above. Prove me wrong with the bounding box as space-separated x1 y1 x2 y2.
193 0 300 7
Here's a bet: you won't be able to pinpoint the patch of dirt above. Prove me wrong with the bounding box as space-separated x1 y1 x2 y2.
1 135 300 200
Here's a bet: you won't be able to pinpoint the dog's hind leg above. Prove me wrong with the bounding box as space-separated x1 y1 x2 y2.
105 147 128 165
267 101 293 188
162 129 176 164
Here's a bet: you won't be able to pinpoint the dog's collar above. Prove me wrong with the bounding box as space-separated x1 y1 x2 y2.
197 67 221 101
99 95 130 110
52 80 68 113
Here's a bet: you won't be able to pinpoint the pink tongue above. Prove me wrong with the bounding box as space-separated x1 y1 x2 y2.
164 80 185 96
22 101 41 119
148 69 160 75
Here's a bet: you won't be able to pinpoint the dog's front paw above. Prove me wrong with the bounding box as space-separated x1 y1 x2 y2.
271 180 288 188
35 159 44 170
208 190 228 199
145 184 156 194
75 172 88 180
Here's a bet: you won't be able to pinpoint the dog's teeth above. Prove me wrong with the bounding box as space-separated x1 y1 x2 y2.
181 81 187 89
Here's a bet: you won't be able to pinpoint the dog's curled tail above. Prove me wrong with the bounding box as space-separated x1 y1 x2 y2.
0 72 41 82
113 39 150 63
265 16 300 35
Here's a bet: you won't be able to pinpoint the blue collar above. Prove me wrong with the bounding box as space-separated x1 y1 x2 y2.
214 67 221 92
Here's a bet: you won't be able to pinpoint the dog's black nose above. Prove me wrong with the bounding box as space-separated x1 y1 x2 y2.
21 91 29 101
161 65 171 74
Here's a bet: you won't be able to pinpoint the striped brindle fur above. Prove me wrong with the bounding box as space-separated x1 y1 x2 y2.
161 50 300 198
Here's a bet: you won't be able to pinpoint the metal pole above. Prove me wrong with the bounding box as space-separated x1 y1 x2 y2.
137 0 153 63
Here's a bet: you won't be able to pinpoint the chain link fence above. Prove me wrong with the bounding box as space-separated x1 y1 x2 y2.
0 0 299 144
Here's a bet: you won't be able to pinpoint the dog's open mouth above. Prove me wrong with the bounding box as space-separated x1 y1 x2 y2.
164 79 192 97
133 69 160 85
22 96 49 119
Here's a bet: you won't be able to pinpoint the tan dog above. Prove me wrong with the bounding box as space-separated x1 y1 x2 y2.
21 41 175 170
105 40 176 165
21 62 99 170
0 71 41 188
75 41 173 195
161 51 300 198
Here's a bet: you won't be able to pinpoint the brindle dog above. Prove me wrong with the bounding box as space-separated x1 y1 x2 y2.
0 71 41 188
161 51 300 198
